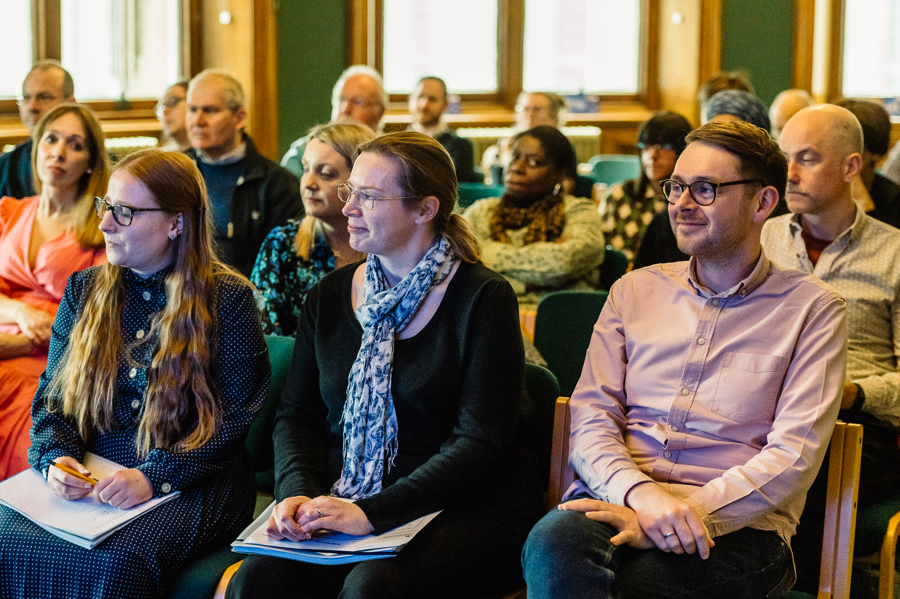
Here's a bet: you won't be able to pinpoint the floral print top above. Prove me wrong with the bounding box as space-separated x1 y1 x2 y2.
250 220 336 336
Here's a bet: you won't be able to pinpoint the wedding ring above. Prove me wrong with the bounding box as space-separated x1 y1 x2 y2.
664 532 676 538
316 508 324 518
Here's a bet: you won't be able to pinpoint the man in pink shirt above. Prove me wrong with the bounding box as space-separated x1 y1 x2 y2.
522 121 848 598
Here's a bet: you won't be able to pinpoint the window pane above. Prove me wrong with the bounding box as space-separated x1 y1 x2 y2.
61 0 181 100
523 0 640 94
383 0 498 94
1 1 33 98
843 0 900 97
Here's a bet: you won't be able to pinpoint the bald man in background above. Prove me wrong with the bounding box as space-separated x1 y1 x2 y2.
761 104 900 592
768 89 814 142
0 62 75 198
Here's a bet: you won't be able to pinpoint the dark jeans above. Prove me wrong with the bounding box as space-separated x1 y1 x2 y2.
226 507 530 599
522 503 793 599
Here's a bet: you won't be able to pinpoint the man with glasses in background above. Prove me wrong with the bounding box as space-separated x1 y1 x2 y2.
281 65 386 180
761 104 900 593
522 121 847 598
0 61 75 198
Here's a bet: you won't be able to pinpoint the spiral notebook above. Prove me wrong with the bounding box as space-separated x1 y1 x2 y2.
0 453 180 549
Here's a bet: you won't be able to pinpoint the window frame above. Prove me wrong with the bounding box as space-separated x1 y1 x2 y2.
0 0 200 121
347 0 660 112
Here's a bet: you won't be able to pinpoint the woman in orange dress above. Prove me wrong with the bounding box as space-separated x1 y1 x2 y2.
0 104 108 479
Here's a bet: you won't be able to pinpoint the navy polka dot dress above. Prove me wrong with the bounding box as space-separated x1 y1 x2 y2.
0 266 270 599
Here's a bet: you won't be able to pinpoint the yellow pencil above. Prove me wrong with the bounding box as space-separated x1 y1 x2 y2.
52 462 98 485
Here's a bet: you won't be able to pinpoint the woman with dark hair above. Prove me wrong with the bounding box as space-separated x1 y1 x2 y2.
226 131 541 598
464 125 604 308
600 111 692 263
251 122 374 336
0 104 109 480
0 149 269 598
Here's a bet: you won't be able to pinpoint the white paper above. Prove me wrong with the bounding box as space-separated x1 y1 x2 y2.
232 501 440 564
0 453 180 548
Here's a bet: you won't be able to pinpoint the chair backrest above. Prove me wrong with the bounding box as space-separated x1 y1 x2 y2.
588 155 642 186
598 247 628 290
533 290 608 397
457 182 505 209
244 335 295 483
549 399 864 599
524 363 561 495
818 421 863 599
572 175 595 200
549 397 575 510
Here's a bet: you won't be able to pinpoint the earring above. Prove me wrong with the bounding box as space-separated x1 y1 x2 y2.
168 232 177 240
86 169 93 174
553 182 562 196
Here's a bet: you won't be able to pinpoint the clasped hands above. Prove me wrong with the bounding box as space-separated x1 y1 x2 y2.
560 483 714 559
266 495 374 542
48 456 153 510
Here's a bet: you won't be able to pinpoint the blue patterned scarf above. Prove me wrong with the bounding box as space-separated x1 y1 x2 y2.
332 235 458 499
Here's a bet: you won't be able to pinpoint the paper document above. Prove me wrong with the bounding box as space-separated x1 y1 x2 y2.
0 453 180 549
231 501 440 564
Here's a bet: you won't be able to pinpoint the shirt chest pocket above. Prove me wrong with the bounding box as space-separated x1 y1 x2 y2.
711 352 789 423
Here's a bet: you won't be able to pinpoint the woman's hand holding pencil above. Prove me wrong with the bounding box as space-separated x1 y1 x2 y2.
47 457 96 501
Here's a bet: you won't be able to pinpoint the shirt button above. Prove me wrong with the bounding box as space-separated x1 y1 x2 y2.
136 329 145 339
671 425 679 432
681 388 690 395
697 338 706 345
664 451 672 458
161 482 172 494
143 291 151 301
131 399 141 409
129 368 137 378
712 298 720 306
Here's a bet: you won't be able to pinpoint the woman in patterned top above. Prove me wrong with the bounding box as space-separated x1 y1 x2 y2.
250 123 375 336
463 125 605 309
599 111 692 264
0 149 269 598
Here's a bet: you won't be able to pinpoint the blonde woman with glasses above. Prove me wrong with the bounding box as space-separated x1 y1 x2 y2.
227 132 542 598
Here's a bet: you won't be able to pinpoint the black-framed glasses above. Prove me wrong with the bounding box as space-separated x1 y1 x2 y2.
660 178 762 206
94 197 166 226
336 182 419 210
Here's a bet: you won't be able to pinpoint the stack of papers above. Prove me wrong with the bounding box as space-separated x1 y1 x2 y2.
232 501 440 565
0 453 180 549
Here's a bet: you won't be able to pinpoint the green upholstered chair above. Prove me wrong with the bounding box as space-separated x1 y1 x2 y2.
587 155 641 187
166 334 295 599
456 182 505 210
598 247 628 291
533 290 608 397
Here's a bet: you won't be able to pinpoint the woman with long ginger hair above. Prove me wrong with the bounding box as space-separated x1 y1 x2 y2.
0 149 269 599
0 104 108 480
